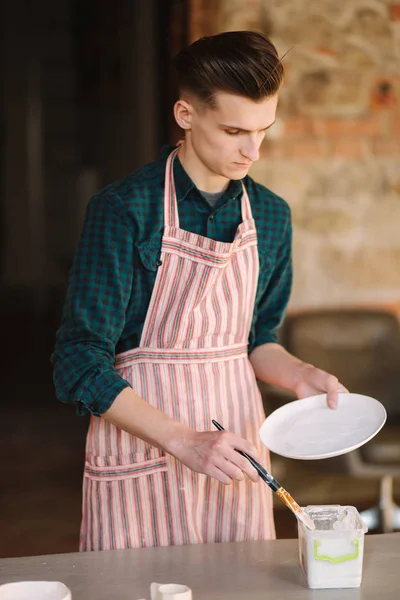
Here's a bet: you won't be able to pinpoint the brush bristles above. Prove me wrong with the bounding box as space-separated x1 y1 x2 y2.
297 510 316 531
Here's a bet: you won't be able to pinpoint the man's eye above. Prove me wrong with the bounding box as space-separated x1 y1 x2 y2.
225 130 240 136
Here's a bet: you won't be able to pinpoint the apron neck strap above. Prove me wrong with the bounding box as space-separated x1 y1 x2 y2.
164 148 180 228
240 183 253 221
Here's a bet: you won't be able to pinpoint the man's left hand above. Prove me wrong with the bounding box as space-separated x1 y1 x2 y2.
293 363 349 409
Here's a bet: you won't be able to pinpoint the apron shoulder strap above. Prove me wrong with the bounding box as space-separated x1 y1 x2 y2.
164 148 180 228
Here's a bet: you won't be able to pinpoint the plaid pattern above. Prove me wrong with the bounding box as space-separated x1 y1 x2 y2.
52 145 292 416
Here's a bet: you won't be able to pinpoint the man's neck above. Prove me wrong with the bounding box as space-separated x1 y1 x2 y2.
177 143 229 194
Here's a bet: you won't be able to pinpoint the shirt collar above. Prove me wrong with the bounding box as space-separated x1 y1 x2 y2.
160 145 244 204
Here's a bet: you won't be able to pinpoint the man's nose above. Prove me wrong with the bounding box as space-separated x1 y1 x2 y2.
241 137 260 162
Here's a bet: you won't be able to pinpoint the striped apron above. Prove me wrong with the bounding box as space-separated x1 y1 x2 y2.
79 148 275 550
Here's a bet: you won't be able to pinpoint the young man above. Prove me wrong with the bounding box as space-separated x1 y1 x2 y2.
52 31 346 551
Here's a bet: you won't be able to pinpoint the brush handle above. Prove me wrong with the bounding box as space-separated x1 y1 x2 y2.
211 419 280 492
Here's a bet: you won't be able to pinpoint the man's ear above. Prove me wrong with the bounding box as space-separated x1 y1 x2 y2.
174 99 193 131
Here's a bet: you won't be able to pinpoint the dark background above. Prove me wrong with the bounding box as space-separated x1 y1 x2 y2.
0 0 190 558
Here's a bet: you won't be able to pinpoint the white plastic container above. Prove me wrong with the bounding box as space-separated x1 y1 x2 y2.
298 505 368 589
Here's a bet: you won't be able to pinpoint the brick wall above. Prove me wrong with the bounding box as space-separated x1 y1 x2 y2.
191 0 400 310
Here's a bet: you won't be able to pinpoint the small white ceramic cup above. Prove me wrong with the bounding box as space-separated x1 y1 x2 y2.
0 581 72 600
151 582 192 600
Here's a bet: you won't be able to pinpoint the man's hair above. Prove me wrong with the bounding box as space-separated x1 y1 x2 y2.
174 31 284 108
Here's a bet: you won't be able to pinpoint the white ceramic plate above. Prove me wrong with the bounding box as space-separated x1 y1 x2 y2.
0 582 71 600
259 393 387 460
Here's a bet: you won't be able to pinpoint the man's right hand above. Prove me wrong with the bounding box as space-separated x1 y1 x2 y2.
168 429 261 485
104 388 261 485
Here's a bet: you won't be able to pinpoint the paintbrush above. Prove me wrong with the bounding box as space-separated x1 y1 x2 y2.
212 419 315 531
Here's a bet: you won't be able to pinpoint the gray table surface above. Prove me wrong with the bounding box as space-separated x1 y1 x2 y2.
0 534 399 599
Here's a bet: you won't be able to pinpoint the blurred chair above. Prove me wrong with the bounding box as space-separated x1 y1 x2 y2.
273 308 400 533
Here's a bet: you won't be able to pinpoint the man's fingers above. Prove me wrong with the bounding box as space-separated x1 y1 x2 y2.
211 432 261 483
179 430 263 484
326 376 349 409
224 447 259 483
208 464 233 485
213 455 246 482
228 434 263 464
326 374 339 409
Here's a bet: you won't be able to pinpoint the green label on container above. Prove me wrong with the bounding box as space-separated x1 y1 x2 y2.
314 539 359 563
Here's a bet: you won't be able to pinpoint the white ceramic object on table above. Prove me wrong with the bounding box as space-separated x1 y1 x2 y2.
0 581 71 600
259 392 387 460
151 582 192 600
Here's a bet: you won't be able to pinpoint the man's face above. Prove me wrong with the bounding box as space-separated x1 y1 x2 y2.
187 91 278 180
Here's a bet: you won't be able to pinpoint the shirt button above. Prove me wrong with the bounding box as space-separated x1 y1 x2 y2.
156 259 162 267
209 214 214 221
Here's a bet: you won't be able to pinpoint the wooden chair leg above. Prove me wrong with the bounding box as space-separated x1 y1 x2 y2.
360 475 400 533
381 475 394 534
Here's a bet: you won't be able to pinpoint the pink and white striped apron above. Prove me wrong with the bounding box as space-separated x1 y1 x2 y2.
79 148 275 550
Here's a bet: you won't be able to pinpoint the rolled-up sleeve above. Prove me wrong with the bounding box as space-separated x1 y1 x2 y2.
249 208 293 352
51 193 134 416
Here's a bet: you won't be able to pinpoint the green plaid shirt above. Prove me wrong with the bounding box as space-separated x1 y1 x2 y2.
52 146 292 416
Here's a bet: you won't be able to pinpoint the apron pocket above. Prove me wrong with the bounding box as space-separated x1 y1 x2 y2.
83 455 168 482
